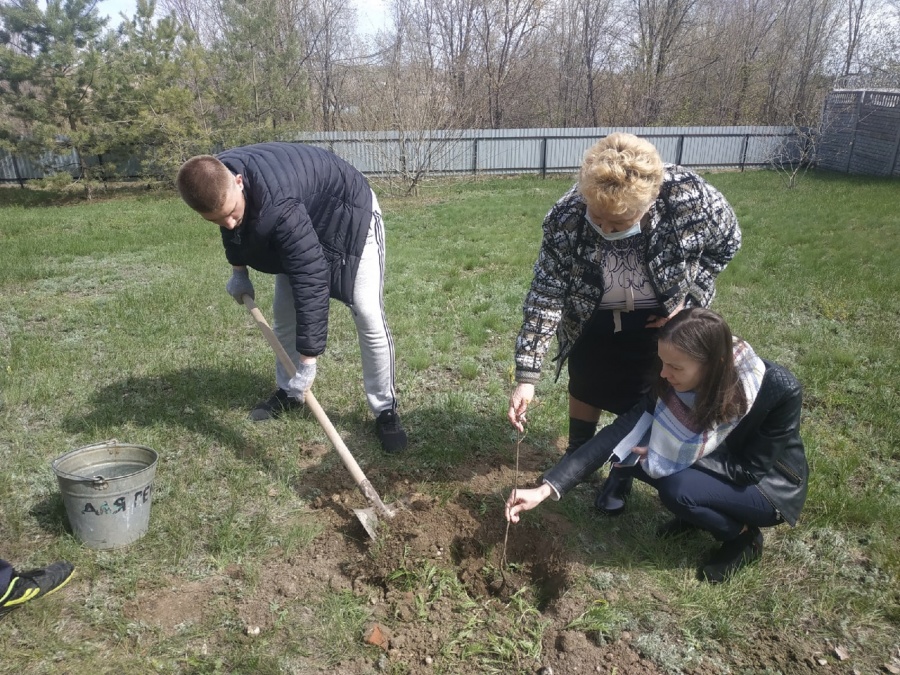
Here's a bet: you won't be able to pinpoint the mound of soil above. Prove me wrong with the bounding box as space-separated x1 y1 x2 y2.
118 447 857 674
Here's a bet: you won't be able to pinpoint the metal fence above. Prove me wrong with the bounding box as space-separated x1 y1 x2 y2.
0 125 801 185
817 89 900 177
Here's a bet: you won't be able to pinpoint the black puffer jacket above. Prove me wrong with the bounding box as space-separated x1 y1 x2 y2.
217 142 373 357
543 360 808 525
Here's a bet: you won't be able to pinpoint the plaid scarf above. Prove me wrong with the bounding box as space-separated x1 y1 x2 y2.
612 339 766 478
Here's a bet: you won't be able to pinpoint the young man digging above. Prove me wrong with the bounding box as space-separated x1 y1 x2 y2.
177 142 407 453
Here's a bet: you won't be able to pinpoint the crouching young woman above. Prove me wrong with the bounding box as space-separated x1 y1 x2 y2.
505 308 808 583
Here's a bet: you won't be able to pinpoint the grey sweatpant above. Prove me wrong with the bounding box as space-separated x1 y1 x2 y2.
272 192 398 415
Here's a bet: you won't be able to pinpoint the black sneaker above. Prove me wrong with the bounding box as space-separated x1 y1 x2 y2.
375 409 408 454
250 389 303 421
594 468 633 516
656 517 700 539
0 561 75 619
700 527 763 583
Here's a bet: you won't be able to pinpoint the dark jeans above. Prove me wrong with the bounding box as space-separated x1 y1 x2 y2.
0 559 12 592
625 464 782 541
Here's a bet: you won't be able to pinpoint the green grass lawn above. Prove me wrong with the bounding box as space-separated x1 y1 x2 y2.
0 170 898 674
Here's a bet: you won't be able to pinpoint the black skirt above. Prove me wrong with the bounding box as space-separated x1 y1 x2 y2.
566 307 663 415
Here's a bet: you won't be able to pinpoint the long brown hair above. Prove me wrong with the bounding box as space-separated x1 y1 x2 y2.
654 308 748 429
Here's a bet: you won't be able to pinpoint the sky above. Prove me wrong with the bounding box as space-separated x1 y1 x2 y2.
94 0 389 35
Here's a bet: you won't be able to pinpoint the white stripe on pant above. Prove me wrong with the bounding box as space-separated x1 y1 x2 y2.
272 191 398 415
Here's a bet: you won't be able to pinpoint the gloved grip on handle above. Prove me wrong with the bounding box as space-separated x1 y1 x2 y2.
226 268 255 304
286 362 316 402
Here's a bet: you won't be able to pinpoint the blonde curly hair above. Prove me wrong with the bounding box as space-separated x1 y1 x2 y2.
578 133 664 216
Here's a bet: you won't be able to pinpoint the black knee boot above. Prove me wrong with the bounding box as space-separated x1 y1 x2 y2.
565 418 598 454
594 467 633 515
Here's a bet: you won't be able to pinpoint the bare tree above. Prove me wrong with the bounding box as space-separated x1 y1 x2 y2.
788 0 841 123
630 0 700 125
158 0 219 43
725 0 780 124
477 0 544 128
306 0 358 130
357 0 472 194
842 0 868 76
428 0 482 124
769 124 819 187
542 0 621 126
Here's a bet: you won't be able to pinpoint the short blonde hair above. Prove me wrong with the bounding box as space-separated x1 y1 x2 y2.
176 155 234 213
578 133 664 215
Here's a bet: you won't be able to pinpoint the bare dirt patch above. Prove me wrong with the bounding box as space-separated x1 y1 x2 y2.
114 448 882 673
123 576 225 635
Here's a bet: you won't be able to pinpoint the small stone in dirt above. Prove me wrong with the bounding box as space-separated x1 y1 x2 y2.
424 656 433 665
244 625 260 637
883 664 900 675
537 667 554 675
817 658 828 665
396 603 415 622
834 646 850 661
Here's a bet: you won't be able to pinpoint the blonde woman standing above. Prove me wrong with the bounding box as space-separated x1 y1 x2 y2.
508 133 742 513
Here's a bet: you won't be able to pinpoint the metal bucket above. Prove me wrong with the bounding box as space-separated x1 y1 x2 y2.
51 440 158 550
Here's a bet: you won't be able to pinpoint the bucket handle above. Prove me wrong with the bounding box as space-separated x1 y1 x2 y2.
52 439 122 488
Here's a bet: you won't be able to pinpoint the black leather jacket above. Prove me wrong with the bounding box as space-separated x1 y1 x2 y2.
543 360 808 525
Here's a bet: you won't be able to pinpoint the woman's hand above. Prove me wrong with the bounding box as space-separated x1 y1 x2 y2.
507 383 535 432
505 484 553 522
646 299 685 329
630 445 648 462
613 445 648 467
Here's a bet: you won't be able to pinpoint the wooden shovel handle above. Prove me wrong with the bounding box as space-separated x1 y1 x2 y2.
241 295 393 518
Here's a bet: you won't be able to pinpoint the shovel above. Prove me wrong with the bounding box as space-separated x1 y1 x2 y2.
240 295 396 539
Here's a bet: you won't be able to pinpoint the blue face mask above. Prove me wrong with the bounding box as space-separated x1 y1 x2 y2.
586 213 643 241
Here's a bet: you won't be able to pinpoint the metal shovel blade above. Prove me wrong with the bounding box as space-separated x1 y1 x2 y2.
353 481 398 540
354 508 381 540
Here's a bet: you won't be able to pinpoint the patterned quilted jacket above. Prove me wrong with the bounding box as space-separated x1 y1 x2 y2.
514 165 741 383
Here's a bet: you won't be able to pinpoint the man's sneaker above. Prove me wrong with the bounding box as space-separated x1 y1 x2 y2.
250 389 303 421
0 561 75 619
700 527 763 583
656 517 700 539
375 409 408 454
